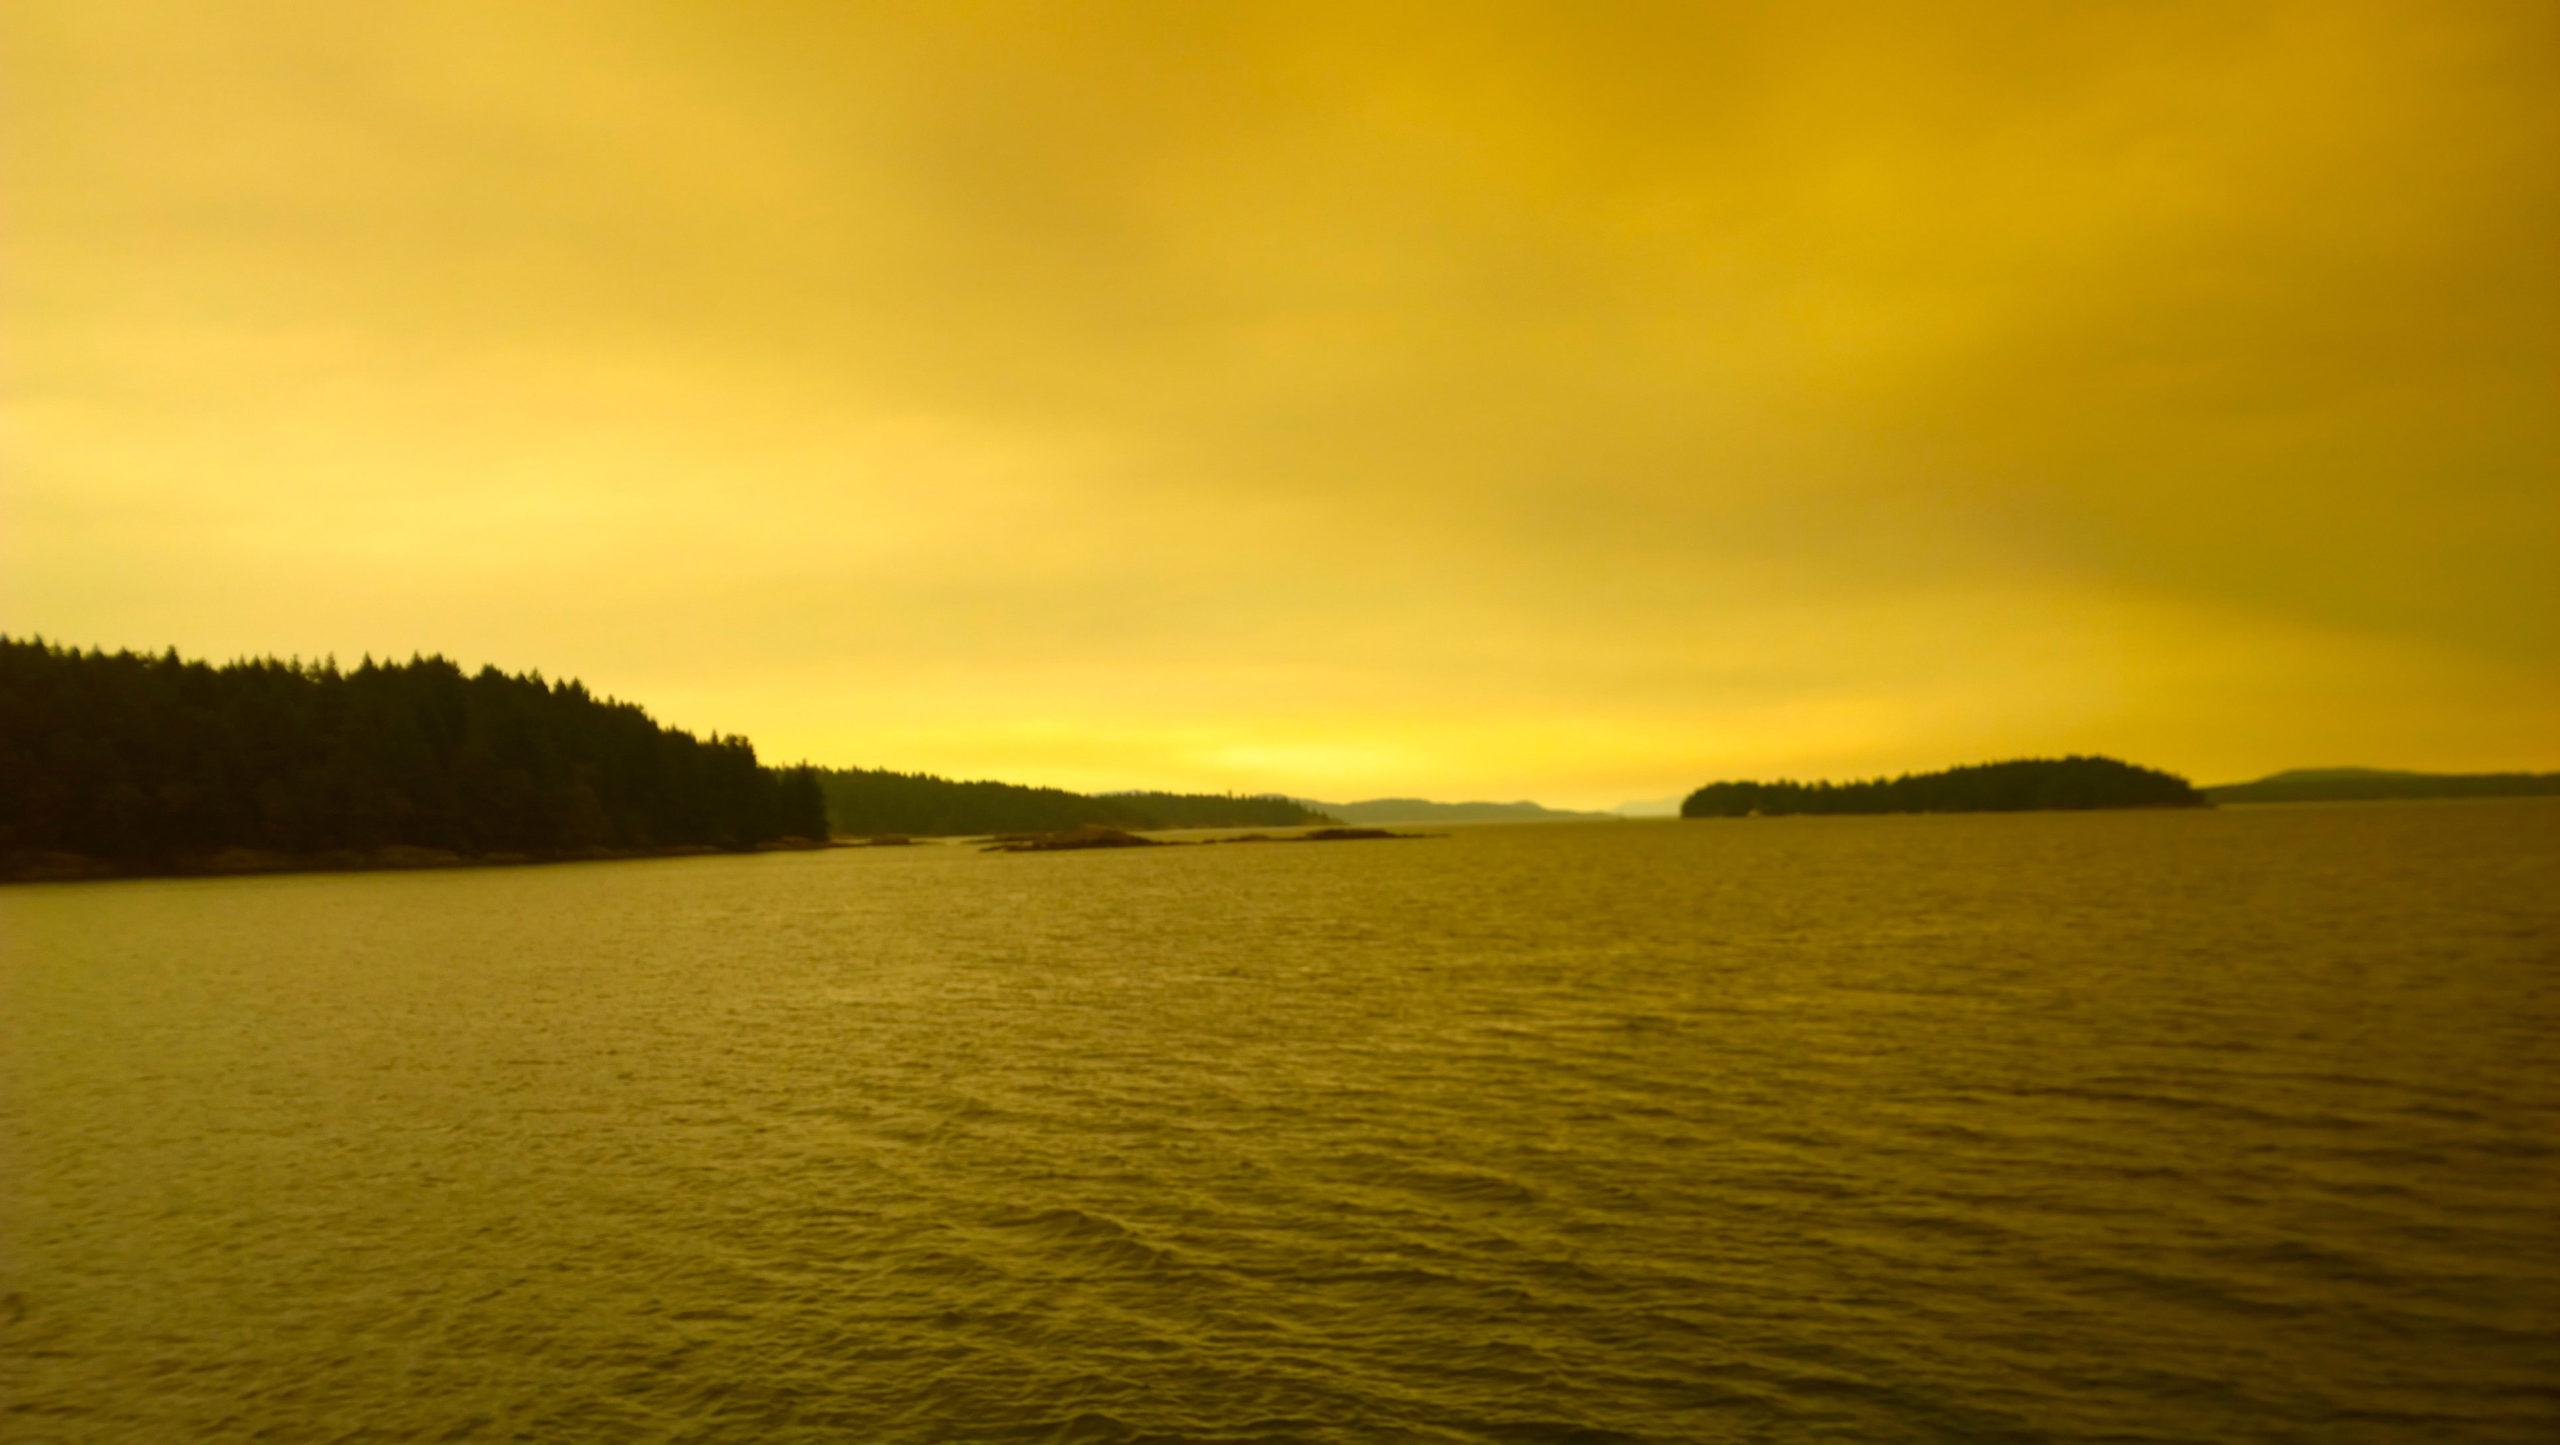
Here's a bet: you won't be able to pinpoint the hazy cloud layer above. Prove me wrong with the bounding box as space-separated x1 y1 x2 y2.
8 1 2554 804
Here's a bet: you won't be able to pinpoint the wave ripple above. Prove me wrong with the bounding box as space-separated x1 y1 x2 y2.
6 803 2558 1441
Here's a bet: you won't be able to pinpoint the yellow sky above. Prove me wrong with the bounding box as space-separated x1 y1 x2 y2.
7 2 2555 806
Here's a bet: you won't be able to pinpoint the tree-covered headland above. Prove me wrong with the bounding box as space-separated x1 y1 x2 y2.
2 637 828 878
815 769 1331 837
1681 756 2205 817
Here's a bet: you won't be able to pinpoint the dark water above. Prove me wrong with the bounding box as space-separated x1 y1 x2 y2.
5 803 2557 1442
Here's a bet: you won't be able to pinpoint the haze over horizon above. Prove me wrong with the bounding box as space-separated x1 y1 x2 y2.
8 2 2554 810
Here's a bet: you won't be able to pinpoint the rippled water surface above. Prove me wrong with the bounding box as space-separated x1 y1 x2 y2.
5 803 2558 1442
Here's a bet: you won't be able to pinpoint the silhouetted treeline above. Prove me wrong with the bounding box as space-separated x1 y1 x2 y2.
1 636 827 872
2202 768 2560 803
1682 756 2205 817
817 769 1331 836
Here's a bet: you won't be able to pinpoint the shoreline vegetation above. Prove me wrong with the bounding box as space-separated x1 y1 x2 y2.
13 637 2551 883
0 637 1362 884
3 636 832 885
816 767 1335 837
1682 756 2206 817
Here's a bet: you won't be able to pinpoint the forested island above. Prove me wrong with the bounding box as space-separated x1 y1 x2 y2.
2 637 828 881
2202 768 2560 803
816 768 1332 836
1682 756 2205 817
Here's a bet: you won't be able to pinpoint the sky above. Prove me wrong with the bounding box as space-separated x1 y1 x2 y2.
6 1 2555 808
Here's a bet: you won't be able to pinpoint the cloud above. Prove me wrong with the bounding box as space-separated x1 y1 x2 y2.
7 1 2553 803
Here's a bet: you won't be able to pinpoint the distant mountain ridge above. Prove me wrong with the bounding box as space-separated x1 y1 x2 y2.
2203 768 2560 804
1291 797 1614 824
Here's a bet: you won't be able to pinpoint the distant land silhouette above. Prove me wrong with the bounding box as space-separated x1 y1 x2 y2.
1291 798 1615 824
816 769 1332 837
2 636 828 881
2203 768 2560 804
1682 756 2205 817
1613 796 1685 818
978 824 1419 853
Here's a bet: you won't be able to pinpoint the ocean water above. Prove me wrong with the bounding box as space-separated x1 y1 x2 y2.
3 803 2556 1442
